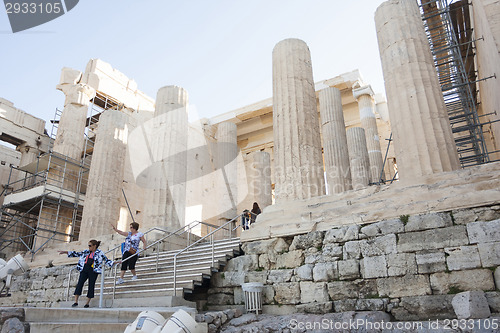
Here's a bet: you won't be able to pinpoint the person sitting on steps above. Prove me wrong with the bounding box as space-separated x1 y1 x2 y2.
110 222 147 284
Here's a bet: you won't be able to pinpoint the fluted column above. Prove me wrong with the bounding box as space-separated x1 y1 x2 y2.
143 86 189 231
247 151 272 209
54 78 95 161
353 85 385 184
347 127 370 190
272 38 325 201
375 0 459 180
216 122 238 223
319 87 352 194
80 109 128 240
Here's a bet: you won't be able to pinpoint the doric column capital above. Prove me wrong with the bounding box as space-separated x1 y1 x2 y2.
56 83 96 107
352 85 374 101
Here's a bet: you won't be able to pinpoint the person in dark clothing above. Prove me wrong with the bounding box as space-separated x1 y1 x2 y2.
242 209 251 230
250 202 262 225
59 239 116 308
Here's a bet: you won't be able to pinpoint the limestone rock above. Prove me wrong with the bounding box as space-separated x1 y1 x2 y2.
224 255 259 272
228 313 257 327
360 234 397 257
1 317 25 333
338 259 360 280
323 225 359 244
207 293 233 305
415 250 446 274
360 218 404 237
267 269 293 284
485 291 500 313
275 250 304 269
452 291 491 319
245 271 268 284
274 282 300 305
312 262 338 282
295 302 333 314
495 267 500 290
333 299 356 312
430 269 495 294
343 240 362 259
361 255 388 278
451 208 478 225
477 242 500 267
387 253 417 276
294 264 313 281
289 231 324 250
321 243 343 260
397 226 468 252
391 295 455 321
445 246 481 271
355 298 386 311
0 308 24 324
241 238 289 255
211 272 246 288
405 212 453 232
377 274 431 298
467 219 500 244
299 281 329 303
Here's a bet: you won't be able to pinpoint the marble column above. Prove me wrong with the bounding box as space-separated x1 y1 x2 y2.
375 0 459 180
346 127 370 190
247 151 272 209
216 122 238 224
80 109 128 240
272 38 325 201
319 87 352 194
352 85 385 184
143 86 189 231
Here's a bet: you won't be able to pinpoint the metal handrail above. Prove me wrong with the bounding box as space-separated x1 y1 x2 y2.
173 213 243 296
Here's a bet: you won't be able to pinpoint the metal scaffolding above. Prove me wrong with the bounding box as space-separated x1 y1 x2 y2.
0 92 120 258
417 0 495 167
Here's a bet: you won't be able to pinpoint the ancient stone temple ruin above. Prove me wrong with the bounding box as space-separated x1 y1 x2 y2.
1 0 500 331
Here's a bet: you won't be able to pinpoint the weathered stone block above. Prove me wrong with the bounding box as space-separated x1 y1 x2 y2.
1 317 25 333
361 255 387 279
211 272 246 288
338 259 360 280
258 253 275 270
485 291 500 312
451 208 477 225
445 246 481 271
262 285 275 304
313 262 338 282
391 295 455 321
377 275 431 298
241 238 289 255
224 255 259 272
0 308 24 324
415 250 447 274
360 218 404 237
274 282 300 305
295 302 333 314
452 291 491 319
245 271 268 284
333 299 356 312
267 269 293 284
233 288 244 305
289 231 324 250
467 220 500 244
294 264 313 281
323 225 359 244
495 267 500 290
397 226 468 252
477 242 500 267
360 234 397 257
430 269 495 294
475 206 500 223
300 281 329 303
343 240 362 259
275 250 304 269
208 293 234 305
321 243 343 260
327 279 378 301
355 298 386 311
405 212 453 232
387 253 417 277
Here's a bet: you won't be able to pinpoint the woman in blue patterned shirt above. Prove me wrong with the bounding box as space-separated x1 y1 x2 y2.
59 239 115 308
110 222 147 284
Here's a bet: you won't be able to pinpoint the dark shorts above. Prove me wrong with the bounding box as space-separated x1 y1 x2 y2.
121 250 138 271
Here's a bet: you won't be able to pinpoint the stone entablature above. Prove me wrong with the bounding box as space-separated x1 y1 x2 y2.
207 207 500 320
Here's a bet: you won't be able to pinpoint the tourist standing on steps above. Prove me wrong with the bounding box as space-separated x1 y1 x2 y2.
110 222 147 284
58 239 116 308
250 202 262 225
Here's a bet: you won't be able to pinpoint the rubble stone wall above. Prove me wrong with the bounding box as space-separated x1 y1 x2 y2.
208 205 500 320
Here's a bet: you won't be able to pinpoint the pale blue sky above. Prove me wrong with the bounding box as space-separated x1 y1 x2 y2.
1 0 388 131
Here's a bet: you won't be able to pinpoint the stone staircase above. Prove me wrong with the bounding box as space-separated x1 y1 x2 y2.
93 237 242 307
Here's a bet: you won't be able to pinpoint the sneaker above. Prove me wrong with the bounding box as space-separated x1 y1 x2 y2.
71 303 78 307
131 275 138 281
116 278 124 285
84 304 89 308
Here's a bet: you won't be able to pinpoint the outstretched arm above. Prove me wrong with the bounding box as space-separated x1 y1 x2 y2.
109 222 128 237
140 235 147 250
